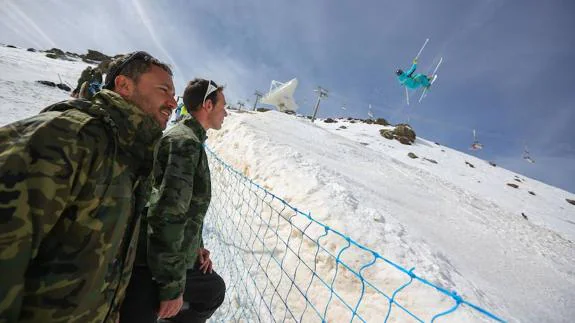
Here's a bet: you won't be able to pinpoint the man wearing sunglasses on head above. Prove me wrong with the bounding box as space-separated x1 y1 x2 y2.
120 78 228 323
0 51 177 323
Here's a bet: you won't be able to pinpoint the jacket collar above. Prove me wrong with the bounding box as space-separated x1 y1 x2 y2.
181 114 208 143
92 90 164 175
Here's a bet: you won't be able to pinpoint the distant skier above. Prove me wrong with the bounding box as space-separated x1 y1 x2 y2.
396 59 434 90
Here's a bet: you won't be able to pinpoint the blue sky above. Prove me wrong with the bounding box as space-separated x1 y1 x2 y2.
1 0 575 193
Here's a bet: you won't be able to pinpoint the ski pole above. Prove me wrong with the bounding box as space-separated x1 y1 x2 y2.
414 38 429 61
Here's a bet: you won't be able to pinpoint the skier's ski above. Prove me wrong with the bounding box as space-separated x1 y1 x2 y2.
418 57 443 102
418 76 438 102
405 87 410 105
430 57 443 76
418 88 428 103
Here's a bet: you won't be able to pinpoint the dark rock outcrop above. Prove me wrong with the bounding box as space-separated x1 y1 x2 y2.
36 80 71 92
394 124 416 144
374 118 389 126
380 129 394 140
37 80 56 87
56 83 71 91
379 124 416 145
46 48 65 55
84 49 110 62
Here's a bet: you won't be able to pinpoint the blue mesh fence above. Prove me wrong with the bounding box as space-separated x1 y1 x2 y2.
204 146 506 322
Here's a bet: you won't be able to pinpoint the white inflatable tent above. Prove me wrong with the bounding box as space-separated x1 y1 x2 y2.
260 78 299 112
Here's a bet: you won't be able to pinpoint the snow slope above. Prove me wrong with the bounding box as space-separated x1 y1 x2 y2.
207 111 575 322
1 45 574 322
0 46 88 125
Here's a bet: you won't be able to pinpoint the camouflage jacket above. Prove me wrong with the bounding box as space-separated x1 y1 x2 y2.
138 114 212 301
0 90 163 323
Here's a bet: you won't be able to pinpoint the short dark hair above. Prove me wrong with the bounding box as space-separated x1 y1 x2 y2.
103 51 173 90
182 78 224 112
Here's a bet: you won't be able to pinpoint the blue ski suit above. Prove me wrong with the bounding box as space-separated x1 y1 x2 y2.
397 63 432 89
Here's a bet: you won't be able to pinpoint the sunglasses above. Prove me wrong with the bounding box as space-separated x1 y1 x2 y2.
202 79 219 106
103 51 153 90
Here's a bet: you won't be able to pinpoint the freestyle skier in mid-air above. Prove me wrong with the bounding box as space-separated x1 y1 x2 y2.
395 59 434 90
396 38 443 104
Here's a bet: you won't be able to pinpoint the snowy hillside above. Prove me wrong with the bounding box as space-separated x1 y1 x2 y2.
0 46 90 124
206 112 575 322
1 45 574 322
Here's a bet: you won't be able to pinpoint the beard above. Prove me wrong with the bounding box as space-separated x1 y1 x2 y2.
125 87 171 128
126 87 146 111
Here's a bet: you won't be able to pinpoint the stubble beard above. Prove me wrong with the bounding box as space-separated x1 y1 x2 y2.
126 88 163 127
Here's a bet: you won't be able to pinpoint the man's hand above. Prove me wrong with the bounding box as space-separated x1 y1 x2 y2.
158 295 184 319
198 248 213 274
413 58 418 64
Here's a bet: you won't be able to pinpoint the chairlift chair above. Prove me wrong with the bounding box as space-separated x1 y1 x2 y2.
469 129 483 150
470 141 483 151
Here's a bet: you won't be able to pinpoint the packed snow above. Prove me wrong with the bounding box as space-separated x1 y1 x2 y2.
1 45 574 322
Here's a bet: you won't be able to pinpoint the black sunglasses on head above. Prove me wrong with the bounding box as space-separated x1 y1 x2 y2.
103 51 153 90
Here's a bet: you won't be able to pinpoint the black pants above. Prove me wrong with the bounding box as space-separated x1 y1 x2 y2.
120 265 226 323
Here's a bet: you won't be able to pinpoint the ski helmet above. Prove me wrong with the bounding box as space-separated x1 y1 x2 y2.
395 69 403 76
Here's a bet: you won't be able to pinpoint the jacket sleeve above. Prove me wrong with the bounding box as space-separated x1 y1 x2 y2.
146 136 201 301
406 63 417 77
0 120 97 321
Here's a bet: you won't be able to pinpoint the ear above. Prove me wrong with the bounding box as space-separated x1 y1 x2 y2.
114 75 134 97
203 99 214 112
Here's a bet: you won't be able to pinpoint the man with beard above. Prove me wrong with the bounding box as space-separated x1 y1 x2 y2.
0 51 177 323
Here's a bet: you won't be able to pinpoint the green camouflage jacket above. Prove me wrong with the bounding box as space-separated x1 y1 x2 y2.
0 90 163 323
139 114 211 301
